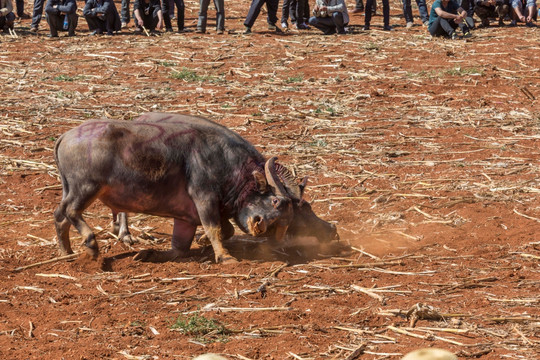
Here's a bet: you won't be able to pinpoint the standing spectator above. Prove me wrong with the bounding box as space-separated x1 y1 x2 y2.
162 0 184 32
133 0 162 32
364 0 391 30
243 0 282 33
309 0 349 34
510 0 537 26
281 0 310 28
0 0 15 32
474 0 509 26
121 0 130 27
15 0 29 19
196 0 222 33
83 0 121 35
350 0 376 14
402 0 429 28
428 0 472 38
30 0 46 31
45 0 77 36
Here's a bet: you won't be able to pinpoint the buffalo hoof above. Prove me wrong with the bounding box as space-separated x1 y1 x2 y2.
216 254 239 264
119 234 136 246
133 249 185 263
85 246 99 260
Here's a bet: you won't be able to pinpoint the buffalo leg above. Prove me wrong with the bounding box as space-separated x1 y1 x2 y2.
60 192 100 259
54 205 73 254
197 218 234 247
198 212 237 264
134 218 196 262
111 212 135 245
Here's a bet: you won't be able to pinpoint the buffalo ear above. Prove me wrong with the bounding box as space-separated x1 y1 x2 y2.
252 171 268 193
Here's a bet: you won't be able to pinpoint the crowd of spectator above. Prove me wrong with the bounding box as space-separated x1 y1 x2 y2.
0 0 537 39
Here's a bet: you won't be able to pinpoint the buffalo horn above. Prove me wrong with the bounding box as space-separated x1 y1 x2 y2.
264 157 288 197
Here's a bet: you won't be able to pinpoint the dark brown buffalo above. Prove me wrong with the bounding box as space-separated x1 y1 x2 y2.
53 113 294 263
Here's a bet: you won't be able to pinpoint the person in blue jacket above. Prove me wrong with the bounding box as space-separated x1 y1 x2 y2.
45 0 77 37
83 0 121 35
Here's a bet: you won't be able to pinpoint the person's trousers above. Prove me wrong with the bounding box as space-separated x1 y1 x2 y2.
31 0 45 27
121 0 130 23
46 12 78 36
85 11 116 32
428 16 467 36
197 0 224 31
244 0 279 28
365 0 388 25
281 0 297 24
163 0 185 30
133 8 160 30
402 0 428 23
16 0 24 16
308 12 346 34
0 12 15 29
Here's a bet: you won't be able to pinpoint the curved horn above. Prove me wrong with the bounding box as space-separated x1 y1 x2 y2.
264 157 287 197
274 164 302 200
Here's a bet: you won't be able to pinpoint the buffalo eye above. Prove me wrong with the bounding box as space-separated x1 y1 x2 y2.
272 197 280 207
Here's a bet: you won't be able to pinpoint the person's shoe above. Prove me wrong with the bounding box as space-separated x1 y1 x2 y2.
450 31 458 39
423 20 429 26
337 29 348 34
406 21 414 28
48 33 58 38
498 18 505 26
351 7 364 13
281 21 288 29
243 26 252 34
89 30 99 35
383 25 394 31
106 30 114 36
121 22 128 28
296 22 309 29
509 20 517 26
363 24 370 30
165 27 173 32
134 26 142 33
30 26 38 32
67 31 75 37
216 29 224 34
19 13 31 19
481 19 489 27
463 31 472 38
268 24 283 33
526 22 536 27
195 27 204 33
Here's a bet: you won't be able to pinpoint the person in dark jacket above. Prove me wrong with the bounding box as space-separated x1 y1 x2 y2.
133 0 162 32
45 0 77 37
83 0 121 35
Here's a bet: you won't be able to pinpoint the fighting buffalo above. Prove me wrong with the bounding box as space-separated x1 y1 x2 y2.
53 113 294 263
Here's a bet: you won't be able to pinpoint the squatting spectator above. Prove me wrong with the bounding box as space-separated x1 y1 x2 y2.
309 0 349 34
474 0 509 26
428 0 472 38
133 0 163 33
0 0 15 32
45 0 77 37
83 0 121 35
510 0 537 26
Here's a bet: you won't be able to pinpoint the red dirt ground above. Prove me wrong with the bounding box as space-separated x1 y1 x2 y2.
0 1 539 359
